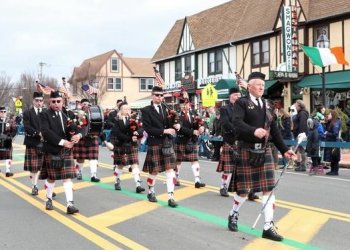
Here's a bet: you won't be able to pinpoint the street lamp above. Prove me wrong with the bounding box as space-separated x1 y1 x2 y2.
316 30 330 106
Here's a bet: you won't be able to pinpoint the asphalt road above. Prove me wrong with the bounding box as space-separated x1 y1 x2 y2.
0 135 349 250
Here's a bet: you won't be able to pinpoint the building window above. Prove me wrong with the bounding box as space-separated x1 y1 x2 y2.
107 77 122 91
208 50 223 75
175 58 182 81
159 63 165 80
252 39 270 67
140 78 154 91
184 55 192 75
111 58 118 71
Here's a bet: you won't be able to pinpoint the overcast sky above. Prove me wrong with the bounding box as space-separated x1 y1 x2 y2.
0 0 230 83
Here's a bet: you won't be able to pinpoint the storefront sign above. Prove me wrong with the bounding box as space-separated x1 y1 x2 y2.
197 74 223 88
181 75 195 90
270 70 298 79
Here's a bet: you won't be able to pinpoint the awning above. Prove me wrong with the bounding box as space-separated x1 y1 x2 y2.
129 96 152 109
298 70 350 89
215 79 237 99
264 79 278 95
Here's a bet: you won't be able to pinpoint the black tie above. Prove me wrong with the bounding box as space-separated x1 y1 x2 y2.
256 98 262 109
158 105 163 117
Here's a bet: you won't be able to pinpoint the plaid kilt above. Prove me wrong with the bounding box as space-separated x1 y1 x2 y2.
39 150 76 180
24 146 44 172
143 145 176 173
73 137 99 160
0 147 12 160
113 145 139 166
175 143 198 163
216 143 238 173
229 146 275 194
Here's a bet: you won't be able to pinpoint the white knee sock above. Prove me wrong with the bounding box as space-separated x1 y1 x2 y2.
114 167 123 182
131 165 141 186
262 194 275 230
230 194 247 215
63 180 74 205
221 173 232 188
30 172 39 187
166 170 176 199
45 181 55 199
75 161 83 174
175 164 181 180
191 162 200 183
89 160 98 177
147 174 157 193
5 159 11 172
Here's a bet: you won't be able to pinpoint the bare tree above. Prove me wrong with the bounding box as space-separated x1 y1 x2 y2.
0 72 15 110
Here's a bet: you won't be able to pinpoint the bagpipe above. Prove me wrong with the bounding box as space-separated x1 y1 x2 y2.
0 118 16 151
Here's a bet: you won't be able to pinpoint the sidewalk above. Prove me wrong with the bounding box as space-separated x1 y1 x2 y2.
340 149 350 168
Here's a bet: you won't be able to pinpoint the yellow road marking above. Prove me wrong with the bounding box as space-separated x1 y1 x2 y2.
89 186 208 227
244 240 295 250
0 178 121 250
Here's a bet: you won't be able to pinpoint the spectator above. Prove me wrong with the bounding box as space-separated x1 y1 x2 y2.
211 111 223 161
306 117 324 175
277 108 293 168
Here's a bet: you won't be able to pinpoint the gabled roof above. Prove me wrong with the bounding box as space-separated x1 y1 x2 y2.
123 58 154 77
152 0 350 62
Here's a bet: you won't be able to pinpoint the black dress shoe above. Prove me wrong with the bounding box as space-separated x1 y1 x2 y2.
195 182 206 188
5 172 14 177
76 172 82 180
175 180 181 187
52 192 56 198
295 167 306 172
91 176 100 182
114 182 121 191
248 192 259 201
220 188 229 197
46 199 53 210
31 186 39 196
128 167 132 172
136 186 145 193
147 193 157 202
67 205 79 214
168 199 178 208
326 171 339 176
228 212 238 232
262 224 284 241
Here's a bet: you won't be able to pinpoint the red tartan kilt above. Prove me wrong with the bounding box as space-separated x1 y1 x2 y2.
216 143 237 173
175 143 198 163
73 137 99 160
230 146 275 194
24 146 44 172
143 145 176 173
39 151 76 180
113 145 139 166
0 147 12 160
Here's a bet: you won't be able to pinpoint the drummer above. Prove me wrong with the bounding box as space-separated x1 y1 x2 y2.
73 98 104 182
0 106 17 177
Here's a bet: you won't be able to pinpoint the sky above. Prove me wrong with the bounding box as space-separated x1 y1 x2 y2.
0 0 230 83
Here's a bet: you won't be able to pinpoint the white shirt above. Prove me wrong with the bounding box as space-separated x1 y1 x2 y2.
249 93 263 108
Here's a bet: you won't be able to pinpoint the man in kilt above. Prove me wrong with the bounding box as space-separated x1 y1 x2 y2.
216 87 241 197
23 92 45 195
39 91 82 214
109 102 145 193
73 98 100 182
174 98 205 188
0 106 17 177
142 86 178 208
228 72 295 241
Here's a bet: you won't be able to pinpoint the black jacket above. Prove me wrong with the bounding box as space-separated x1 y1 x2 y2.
23 107 44 147
220 103 237 144
110 116 144 146
176 111 196 144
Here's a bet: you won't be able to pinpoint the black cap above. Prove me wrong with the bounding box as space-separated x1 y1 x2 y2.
33 92 43 99
152 86 163 92
50 91 62 98
248 72 265 81
229 87 239 95
80 98 90 103
0 106 6 111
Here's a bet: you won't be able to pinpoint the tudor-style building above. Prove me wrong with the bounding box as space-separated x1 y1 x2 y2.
152 0 350 111
70 50 155 108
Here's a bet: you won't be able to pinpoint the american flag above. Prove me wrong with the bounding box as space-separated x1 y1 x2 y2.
36 82 55 95
81 84 99 95
153 67 165 87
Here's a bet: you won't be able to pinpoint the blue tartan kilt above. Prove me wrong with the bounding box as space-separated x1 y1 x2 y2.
24 146 44 172
216 143 238 173
143 145 176 173
229 146 275 194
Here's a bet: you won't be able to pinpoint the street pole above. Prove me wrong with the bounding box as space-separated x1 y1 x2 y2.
322 66 326 106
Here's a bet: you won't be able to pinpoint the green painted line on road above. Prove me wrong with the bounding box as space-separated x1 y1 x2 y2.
84 178 324 250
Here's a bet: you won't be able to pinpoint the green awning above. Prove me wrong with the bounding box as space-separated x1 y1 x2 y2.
298 70 350 89
215 79 237 99
264 79 278 95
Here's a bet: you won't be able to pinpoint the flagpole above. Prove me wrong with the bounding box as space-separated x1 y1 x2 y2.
322 66 326 106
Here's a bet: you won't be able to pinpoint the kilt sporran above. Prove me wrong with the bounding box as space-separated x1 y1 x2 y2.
248 149 266 167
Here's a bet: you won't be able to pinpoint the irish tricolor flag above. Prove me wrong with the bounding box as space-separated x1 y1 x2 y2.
301 45 349 67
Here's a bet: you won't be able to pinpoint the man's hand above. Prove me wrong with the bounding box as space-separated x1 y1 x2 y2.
193 130 199 136
284 149 296 159
164 128 176 135
198 126 205 134
132 136 138 142
63 140 75 149
71 134 81 144
254 128 268 139
173 124 181 131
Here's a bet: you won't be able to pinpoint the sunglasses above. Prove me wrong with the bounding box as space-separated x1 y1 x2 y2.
34 99 43 102
51 100 61 104
0 111 6 113
154 93 163 97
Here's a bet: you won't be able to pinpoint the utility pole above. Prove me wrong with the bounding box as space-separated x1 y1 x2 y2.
38 62 47 81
